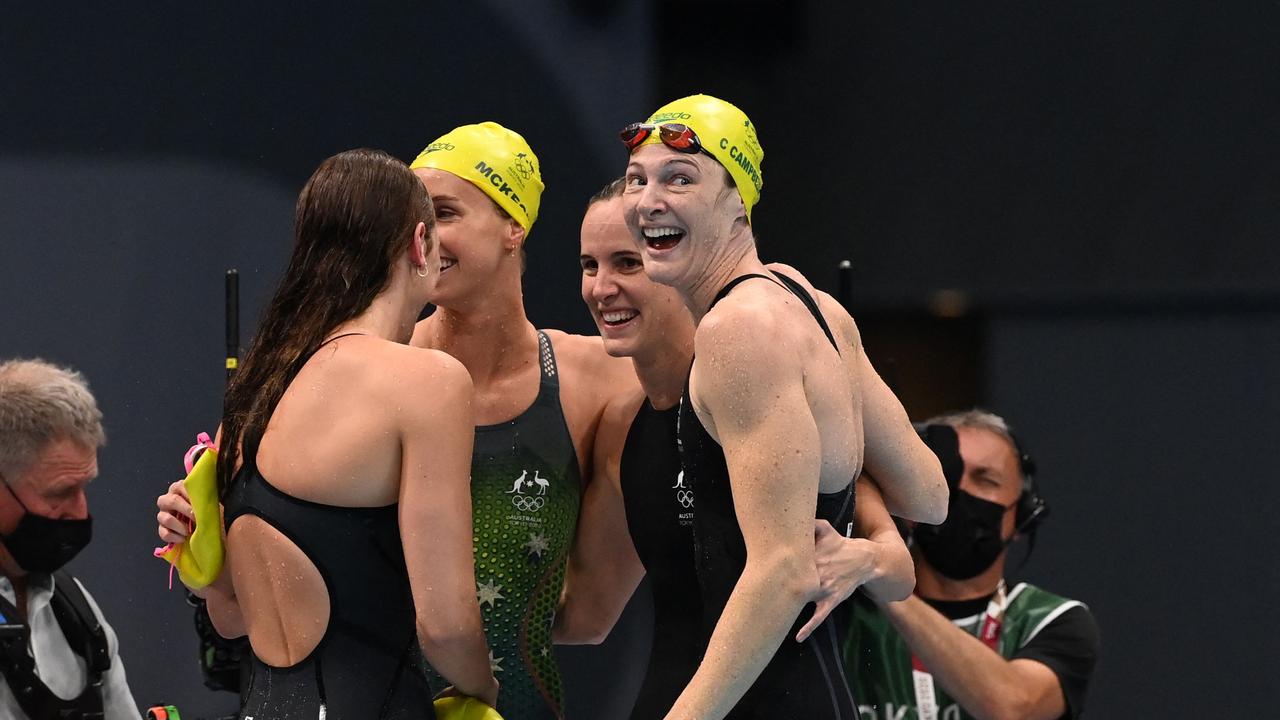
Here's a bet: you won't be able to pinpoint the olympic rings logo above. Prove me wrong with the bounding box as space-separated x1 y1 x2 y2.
676 490 694 509
512 495 546 512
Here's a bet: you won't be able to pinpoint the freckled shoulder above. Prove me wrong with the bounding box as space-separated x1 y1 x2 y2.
698 284 805 353
695 298 800 375
764 262 861 351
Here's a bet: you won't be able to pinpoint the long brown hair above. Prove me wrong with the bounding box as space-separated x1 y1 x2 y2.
218 148 434 496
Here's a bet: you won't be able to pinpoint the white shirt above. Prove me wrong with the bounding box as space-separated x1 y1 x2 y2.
0 574 140 720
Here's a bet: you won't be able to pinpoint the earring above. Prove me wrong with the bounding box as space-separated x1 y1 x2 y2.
415 264 428 278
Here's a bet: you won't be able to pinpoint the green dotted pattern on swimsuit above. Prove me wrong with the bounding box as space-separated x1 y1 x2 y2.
424 332 580 720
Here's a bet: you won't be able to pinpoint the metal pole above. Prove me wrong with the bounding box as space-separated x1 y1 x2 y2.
225 269 239 382
837 259 852 310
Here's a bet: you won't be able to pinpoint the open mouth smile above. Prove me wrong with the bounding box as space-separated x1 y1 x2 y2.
601 309 639 328
643 226 685 251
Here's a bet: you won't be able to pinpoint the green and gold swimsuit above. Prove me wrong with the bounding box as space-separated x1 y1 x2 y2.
426 331 581 719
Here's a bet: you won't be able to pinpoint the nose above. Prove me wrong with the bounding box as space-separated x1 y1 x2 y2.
58 490 89 520
592 266 619 304
635 180 668 220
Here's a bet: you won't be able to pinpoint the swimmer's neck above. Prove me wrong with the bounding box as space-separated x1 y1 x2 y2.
331 290 422 345
632 340 693 411
684 241 766 323
912 548 1007 602
420 293 538 385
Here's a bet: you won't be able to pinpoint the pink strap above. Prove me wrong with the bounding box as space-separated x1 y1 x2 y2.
184 431 217 473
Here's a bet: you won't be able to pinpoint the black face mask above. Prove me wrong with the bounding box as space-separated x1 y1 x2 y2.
914 489 1012 580
1 479 93 575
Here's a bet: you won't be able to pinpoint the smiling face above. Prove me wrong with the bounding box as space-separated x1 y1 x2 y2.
408 221 443 307
581 196 692 359
413 167 523 309
623 143 748 291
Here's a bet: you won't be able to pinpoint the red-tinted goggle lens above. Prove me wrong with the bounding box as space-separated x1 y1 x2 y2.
619 123 704 154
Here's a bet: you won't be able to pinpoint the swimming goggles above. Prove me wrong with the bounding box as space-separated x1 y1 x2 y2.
619 122 707 154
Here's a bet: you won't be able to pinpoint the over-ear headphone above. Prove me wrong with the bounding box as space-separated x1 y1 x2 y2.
1008 431 1049 536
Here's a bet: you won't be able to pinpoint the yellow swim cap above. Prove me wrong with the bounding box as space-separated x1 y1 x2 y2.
434 696 504 720
641 94 763 221
410 122 544 232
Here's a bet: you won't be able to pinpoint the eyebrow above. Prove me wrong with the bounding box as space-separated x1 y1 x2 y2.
627 156 702 171
662 157 701 172
972 466 1007 481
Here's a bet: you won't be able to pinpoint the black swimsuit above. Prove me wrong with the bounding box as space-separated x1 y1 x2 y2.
677 273 859 719
222 334 434 720
619 400 706 719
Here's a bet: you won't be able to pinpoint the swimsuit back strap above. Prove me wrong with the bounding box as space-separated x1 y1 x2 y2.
709 273 778 310
772 272 840 354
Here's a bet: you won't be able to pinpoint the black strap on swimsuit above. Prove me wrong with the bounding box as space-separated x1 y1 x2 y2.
710 273 840 354
686 273 860 718
773 272 840 353
224 328 433 719
319 331 365 346
0 571 109 720
709 273 771 309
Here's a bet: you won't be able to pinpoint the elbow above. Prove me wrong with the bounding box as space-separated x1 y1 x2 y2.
921 491 948 526
918 456 950 525
206 597 247 639
554 616 611 646
972 687 1040 720
417 617 482 659
576 627 610 646
881 562 915 602
984 699 1036 720
753 552 821 608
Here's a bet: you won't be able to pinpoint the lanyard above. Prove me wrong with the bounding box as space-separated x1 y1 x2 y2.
910 580 1007 720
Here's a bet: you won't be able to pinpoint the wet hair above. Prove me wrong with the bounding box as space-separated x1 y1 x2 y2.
586 176 628 211
218 148 433 497
0 359 104 478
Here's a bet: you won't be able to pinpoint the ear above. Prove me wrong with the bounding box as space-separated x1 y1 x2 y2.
409 221 428 268
505 220 527 254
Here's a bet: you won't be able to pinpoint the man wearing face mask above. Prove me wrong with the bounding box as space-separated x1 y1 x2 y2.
0 359 140 720
842 410 1099 720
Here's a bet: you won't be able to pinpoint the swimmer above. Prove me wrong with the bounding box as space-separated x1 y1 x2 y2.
407 123 637 719
618 95 948 718
155 149 497 718
556 177 918 719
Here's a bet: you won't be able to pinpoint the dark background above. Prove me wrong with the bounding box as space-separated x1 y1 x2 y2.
2 2 1276 717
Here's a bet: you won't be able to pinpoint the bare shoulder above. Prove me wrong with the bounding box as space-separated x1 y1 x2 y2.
696 297 797 371
603 383 646 429
374 340 473 404
764 262 860 346
543 329 636 384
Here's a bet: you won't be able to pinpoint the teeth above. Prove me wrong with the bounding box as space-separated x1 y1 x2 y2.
643 227 682 238
440 258 457 270
602 310 638 323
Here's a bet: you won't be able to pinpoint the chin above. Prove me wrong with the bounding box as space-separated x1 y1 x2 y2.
599 334 639 358
640 258 683 289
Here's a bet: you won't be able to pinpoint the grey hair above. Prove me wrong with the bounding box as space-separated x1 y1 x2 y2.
924 408 1017 453
0 359 105 477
